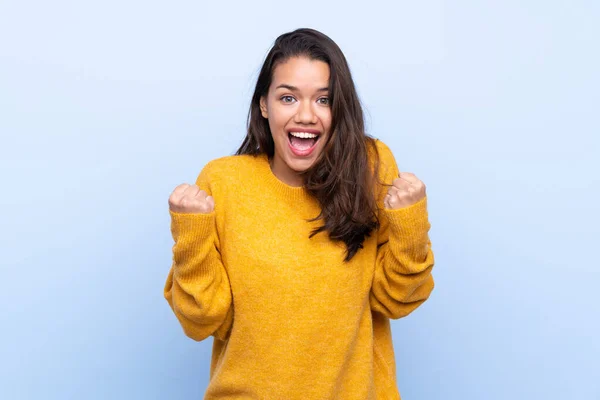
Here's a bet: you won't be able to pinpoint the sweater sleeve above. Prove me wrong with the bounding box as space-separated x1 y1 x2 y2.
163 162 234 341
369 141 435 319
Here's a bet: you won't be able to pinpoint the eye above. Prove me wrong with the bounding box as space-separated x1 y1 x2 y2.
318 97 330 105
281 95 296 104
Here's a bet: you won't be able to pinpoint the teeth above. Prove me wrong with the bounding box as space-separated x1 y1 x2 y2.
289 131 318 139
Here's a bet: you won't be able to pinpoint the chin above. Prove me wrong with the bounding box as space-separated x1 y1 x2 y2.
286 154 319 172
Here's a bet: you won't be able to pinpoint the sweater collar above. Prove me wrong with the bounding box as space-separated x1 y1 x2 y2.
256 153 315 203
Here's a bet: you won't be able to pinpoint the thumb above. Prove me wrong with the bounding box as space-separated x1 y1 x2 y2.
205 195 215 209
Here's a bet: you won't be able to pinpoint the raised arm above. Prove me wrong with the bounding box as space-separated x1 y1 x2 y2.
164 162 233 341
369 141 435 319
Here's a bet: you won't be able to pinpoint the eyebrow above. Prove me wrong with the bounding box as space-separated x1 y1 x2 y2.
275 84 329 92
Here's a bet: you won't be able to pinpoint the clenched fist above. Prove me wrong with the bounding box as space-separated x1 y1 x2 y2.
168 183 215 214
384 172 427 210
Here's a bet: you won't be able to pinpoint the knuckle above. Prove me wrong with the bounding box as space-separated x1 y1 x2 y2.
169 193 181 204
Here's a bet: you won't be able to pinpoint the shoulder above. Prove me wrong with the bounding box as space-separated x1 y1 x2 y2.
195 154 261 189
200 154 256 174
368 138 396 163
367 138 399 182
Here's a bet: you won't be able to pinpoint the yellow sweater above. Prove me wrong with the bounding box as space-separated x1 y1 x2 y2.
164 139 435 399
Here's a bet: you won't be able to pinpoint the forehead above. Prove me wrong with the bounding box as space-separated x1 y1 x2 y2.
271 57 330 90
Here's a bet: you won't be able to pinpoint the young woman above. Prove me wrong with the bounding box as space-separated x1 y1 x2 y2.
165 28 435 400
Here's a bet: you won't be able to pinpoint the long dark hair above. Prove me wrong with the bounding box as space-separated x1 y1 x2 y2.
236 28 382 262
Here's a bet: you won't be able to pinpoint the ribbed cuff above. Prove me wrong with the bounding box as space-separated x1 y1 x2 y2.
382 196 431 246
169 209 216 246
169 209 220 280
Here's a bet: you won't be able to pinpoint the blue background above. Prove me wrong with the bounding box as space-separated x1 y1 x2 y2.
1 1 598 399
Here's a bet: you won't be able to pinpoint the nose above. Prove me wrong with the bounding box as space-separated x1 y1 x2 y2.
293 100 317 124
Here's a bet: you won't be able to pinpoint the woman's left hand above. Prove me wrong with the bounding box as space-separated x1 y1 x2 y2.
384 172 427 210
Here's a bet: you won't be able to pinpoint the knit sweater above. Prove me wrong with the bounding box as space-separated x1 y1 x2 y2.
164 139 435 399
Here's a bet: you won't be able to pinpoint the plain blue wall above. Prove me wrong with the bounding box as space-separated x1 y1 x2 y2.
1 1 598 399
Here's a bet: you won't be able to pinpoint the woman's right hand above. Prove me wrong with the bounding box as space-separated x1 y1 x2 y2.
168 183 215 214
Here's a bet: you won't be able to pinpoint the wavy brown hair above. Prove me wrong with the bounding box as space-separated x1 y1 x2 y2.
235 28 382 262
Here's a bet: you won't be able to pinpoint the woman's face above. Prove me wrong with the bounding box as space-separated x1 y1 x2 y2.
260 56 332 187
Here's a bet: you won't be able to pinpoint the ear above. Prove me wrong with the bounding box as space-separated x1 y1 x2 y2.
259 96 268 119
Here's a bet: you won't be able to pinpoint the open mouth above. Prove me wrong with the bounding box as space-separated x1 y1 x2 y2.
287 131 321 151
